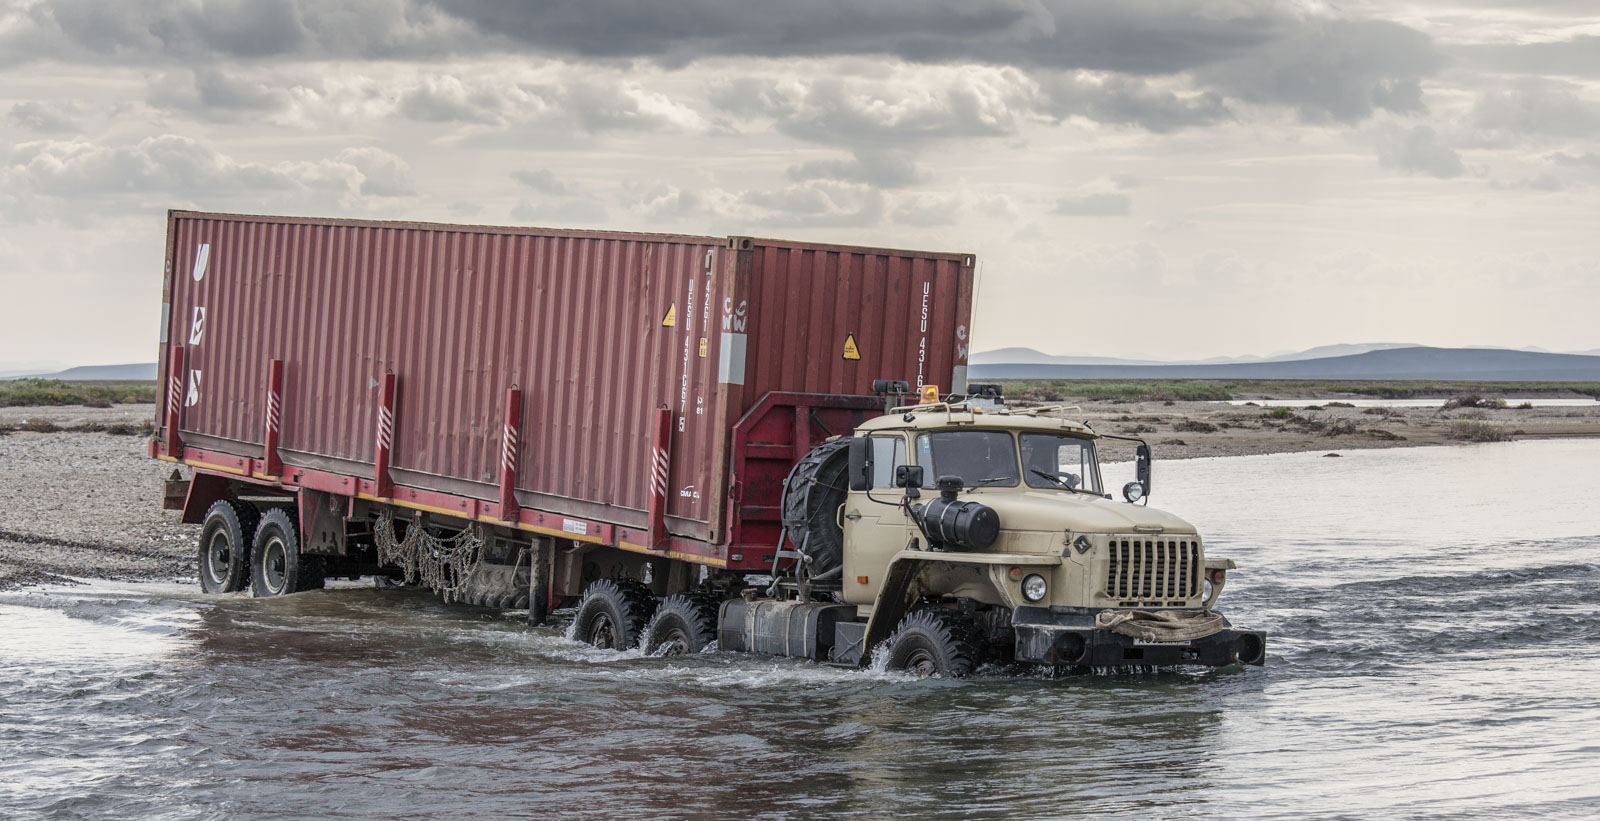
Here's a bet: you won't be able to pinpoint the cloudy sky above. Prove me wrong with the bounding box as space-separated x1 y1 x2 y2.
3 0 1597 368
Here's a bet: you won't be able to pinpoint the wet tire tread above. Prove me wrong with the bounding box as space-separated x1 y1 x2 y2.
643 592 723 655
886 608 986 678
573 577 659 650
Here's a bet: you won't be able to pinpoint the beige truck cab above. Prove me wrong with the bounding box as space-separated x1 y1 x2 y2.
741 394 1266 676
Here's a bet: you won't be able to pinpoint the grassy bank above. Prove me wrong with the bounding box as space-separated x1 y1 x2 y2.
998 379 1600 403
0 379 158 407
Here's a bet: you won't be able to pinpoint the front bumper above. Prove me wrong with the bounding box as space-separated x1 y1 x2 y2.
1012 606 1266 667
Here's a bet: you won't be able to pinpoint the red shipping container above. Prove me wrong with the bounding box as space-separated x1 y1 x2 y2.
156 211 974 569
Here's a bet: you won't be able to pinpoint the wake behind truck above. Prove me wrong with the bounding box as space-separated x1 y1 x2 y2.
154 211 1264 676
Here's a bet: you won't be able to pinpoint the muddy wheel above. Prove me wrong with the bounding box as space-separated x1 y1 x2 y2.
198 499 259 594
249 508 325 597
572 578 657 650
884 609 984 679
642 593 721 656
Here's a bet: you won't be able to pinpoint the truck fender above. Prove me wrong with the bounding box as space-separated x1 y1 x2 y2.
860 556 923 660
861 550 1065 660
178 471 232 524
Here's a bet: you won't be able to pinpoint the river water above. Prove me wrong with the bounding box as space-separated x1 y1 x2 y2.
1224 397 1598 408
3 440 1598 819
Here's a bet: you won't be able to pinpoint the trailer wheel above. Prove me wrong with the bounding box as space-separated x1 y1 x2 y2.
572 578 657 650
884 609 985 679
250 508 326 597
198 499 259 594
642 593 721 656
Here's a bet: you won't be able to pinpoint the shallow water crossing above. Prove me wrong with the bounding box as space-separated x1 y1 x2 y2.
3 439 1599 819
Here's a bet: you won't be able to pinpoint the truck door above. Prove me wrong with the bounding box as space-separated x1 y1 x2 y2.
842 433 915 606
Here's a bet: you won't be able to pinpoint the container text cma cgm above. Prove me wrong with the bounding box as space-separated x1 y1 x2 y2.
154 211 1264 676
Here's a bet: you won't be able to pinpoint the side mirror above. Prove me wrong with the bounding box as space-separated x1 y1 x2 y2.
894 464 924 489
847 438 872 491
1135 443 1152 500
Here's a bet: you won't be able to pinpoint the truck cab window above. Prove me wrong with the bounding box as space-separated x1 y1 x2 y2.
915 431 1019 487
869 435 907 488
1020 433 1101 494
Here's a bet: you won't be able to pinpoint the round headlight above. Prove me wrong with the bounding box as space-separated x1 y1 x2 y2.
1021 573 1048 602
1123 481 1145 503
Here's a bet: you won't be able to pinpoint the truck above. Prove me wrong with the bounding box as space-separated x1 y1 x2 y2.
153 210 1265 676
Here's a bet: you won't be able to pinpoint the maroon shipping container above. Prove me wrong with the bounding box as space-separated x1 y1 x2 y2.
154 211 974 570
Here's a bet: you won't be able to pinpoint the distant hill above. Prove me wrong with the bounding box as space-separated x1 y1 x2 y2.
970 347 1600 381
970 342 1422 367
23 363 157 381
969 348 1166 366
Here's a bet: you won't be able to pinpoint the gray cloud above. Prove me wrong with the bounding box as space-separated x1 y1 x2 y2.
621 181 704 223
738 181 885 228
1195 19 1435 123
396 73 702 133
4 0 473 64
787 149 923 188
396 74 529 125
148 68 293 119
1375 125 1464 178
1054 192 1131 217
5 2 1439 125
432 0 1297 76
337 147 416 196
4 101 82 133
6 134 297 197
1033 72 1230 132
512 168 572 195
1551 151 1600 169
713 74 1024 146
1469 79 1600 142
2 135 417 222
1453 35 1600 79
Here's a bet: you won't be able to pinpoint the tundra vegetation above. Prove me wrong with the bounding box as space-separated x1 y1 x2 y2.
0 379 157 407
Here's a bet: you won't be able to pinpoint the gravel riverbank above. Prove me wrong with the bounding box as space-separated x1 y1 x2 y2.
0 420 191 591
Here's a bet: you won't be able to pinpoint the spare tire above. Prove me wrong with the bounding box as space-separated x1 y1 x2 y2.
781 437 852 582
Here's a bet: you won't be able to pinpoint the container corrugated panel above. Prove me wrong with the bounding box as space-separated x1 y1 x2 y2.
158 212 973 547
740 239 973 406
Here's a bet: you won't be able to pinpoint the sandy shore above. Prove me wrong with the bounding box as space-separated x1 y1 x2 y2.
4 400 1598 591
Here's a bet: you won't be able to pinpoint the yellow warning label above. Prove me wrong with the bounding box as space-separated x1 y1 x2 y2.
698 338 708 358
842 334 861 360
661 303 677 327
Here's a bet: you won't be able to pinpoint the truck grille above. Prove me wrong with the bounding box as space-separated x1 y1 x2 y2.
1104 538 1201 601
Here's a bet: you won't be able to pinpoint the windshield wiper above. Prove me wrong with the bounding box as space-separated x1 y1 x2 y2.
1030 469 1096 494
965 476 1013 492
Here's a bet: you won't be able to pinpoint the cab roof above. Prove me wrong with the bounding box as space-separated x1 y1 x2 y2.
855 404 1096 436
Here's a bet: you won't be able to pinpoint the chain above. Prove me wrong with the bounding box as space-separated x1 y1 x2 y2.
374 509 484 603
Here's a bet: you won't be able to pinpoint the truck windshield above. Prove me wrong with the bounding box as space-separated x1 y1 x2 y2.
914 431 1019 487
1020 433 1101 494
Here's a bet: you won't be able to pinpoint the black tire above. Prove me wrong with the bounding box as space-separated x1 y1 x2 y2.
884 609 985 679
250 508 325 597
642 593 722 656
572 578 657 650
781 438 852 581
198 499 259 594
